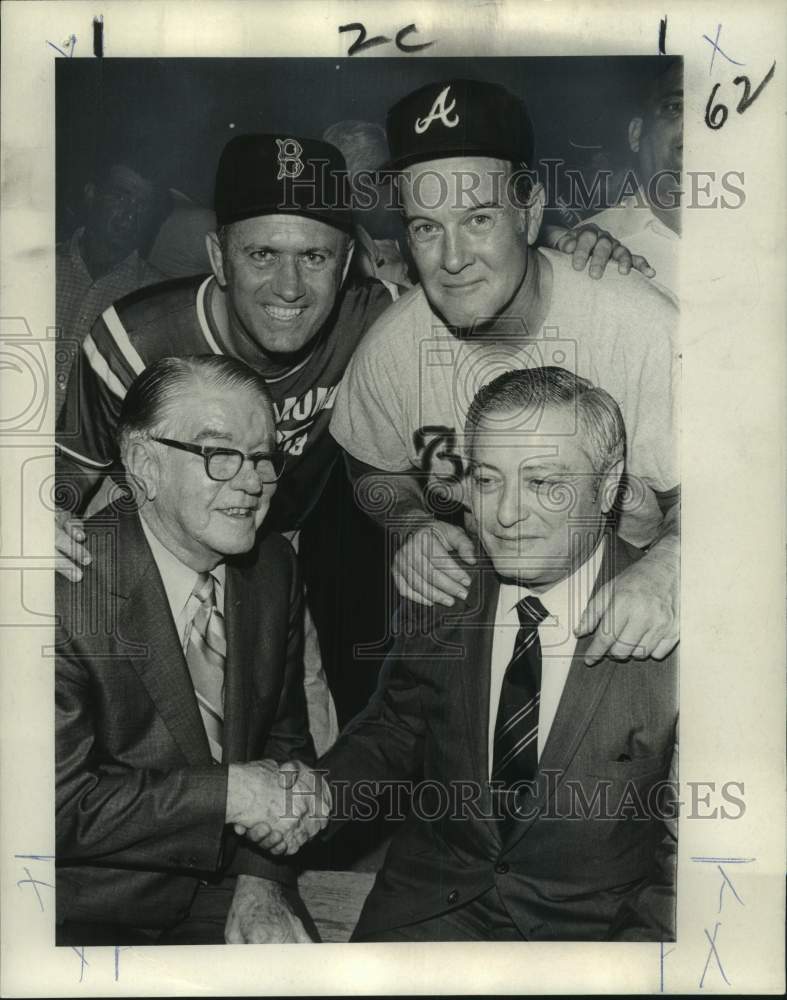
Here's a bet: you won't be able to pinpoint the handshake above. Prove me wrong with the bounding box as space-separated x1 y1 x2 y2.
226 758 331 856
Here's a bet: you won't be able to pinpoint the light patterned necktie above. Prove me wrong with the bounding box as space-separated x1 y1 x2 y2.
492 595 549 789
185 572 227 762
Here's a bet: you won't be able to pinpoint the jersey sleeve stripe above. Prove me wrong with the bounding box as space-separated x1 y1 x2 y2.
102 305 146 375
82 333 128 399
196 276 224 354
55 441 114 469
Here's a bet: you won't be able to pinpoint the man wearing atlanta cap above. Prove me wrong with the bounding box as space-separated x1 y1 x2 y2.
331 78 680 665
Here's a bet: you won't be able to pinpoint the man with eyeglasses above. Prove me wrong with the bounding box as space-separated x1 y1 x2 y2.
150 435 287 482
55 134 387 756
56 354 329 946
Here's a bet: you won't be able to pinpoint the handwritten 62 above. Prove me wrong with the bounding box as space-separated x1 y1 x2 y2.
705 61 776 130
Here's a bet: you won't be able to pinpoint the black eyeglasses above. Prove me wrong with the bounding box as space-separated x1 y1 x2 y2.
152 437 287 484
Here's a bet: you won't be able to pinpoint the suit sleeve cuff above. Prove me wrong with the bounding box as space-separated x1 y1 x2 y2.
165 765 229 874
225 837 298 886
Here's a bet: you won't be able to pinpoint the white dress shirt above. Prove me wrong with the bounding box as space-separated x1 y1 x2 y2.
139 515 226 653
487 539 606 777
588 195 679 302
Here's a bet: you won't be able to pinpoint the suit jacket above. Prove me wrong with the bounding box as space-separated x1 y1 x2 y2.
55 505 313 930
321 534 678 941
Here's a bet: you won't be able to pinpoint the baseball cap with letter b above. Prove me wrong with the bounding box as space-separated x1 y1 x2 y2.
385 79 535 172
214 133 353 232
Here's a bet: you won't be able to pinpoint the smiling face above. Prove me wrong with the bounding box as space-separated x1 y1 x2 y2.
134 383 277 571
208 214 349 359
467 404 617 589
399 156 542 329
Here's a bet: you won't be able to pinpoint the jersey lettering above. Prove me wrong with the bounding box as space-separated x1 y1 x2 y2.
274 384 339 425
292 388 314 423
288 433 307 457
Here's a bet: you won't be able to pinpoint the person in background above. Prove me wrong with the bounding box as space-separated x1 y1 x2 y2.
322 119 412 292
585 58 682 298
55 155 167 413
148 188 217 278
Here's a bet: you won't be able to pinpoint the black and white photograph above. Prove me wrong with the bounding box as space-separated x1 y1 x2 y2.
52 52 681 947
0 0 784 995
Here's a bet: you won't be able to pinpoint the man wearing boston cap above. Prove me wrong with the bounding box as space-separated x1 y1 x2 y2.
55 134 393 755
331 78 680 666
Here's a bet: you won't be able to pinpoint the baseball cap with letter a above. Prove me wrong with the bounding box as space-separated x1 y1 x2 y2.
384 78 535 171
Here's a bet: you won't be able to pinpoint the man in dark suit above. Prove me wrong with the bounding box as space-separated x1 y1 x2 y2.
252 366 677 941
55 354 328 946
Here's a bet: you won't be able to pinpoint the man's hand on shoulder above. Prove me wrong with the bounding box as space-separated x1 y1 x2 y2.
55 509 91 583
392 517 476 607
224 875 313 943
343 459 477 608
546 222 656 281
575 537 679 665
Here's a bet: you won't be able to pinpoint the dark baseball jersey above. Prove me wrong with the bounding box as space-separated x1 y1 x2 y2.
56 273 395 531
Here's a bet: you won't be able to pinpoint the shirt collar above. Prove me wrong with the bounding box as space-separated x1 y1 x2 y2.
616 191 680 242
139 513 225 624
355 224 381 264
498 535 606 629
65 226 142 279
66 227 86 259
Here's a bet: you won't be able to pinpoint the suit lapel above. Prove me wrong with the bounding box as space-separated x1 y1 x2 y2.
222 560 255 763
532 635 617 784
222 534 289 763
443 564 504 850
115 510 213 766
452 564 499 785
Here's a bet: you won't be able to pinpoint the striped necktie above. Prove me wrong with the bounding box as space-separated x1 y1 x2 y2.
492 595 549 791
185 572 226 762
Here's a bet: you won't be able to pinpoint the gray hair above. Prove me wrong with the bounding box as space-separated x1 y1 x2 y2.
322 120 389 176
117 354 274 456
465 366 626 473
